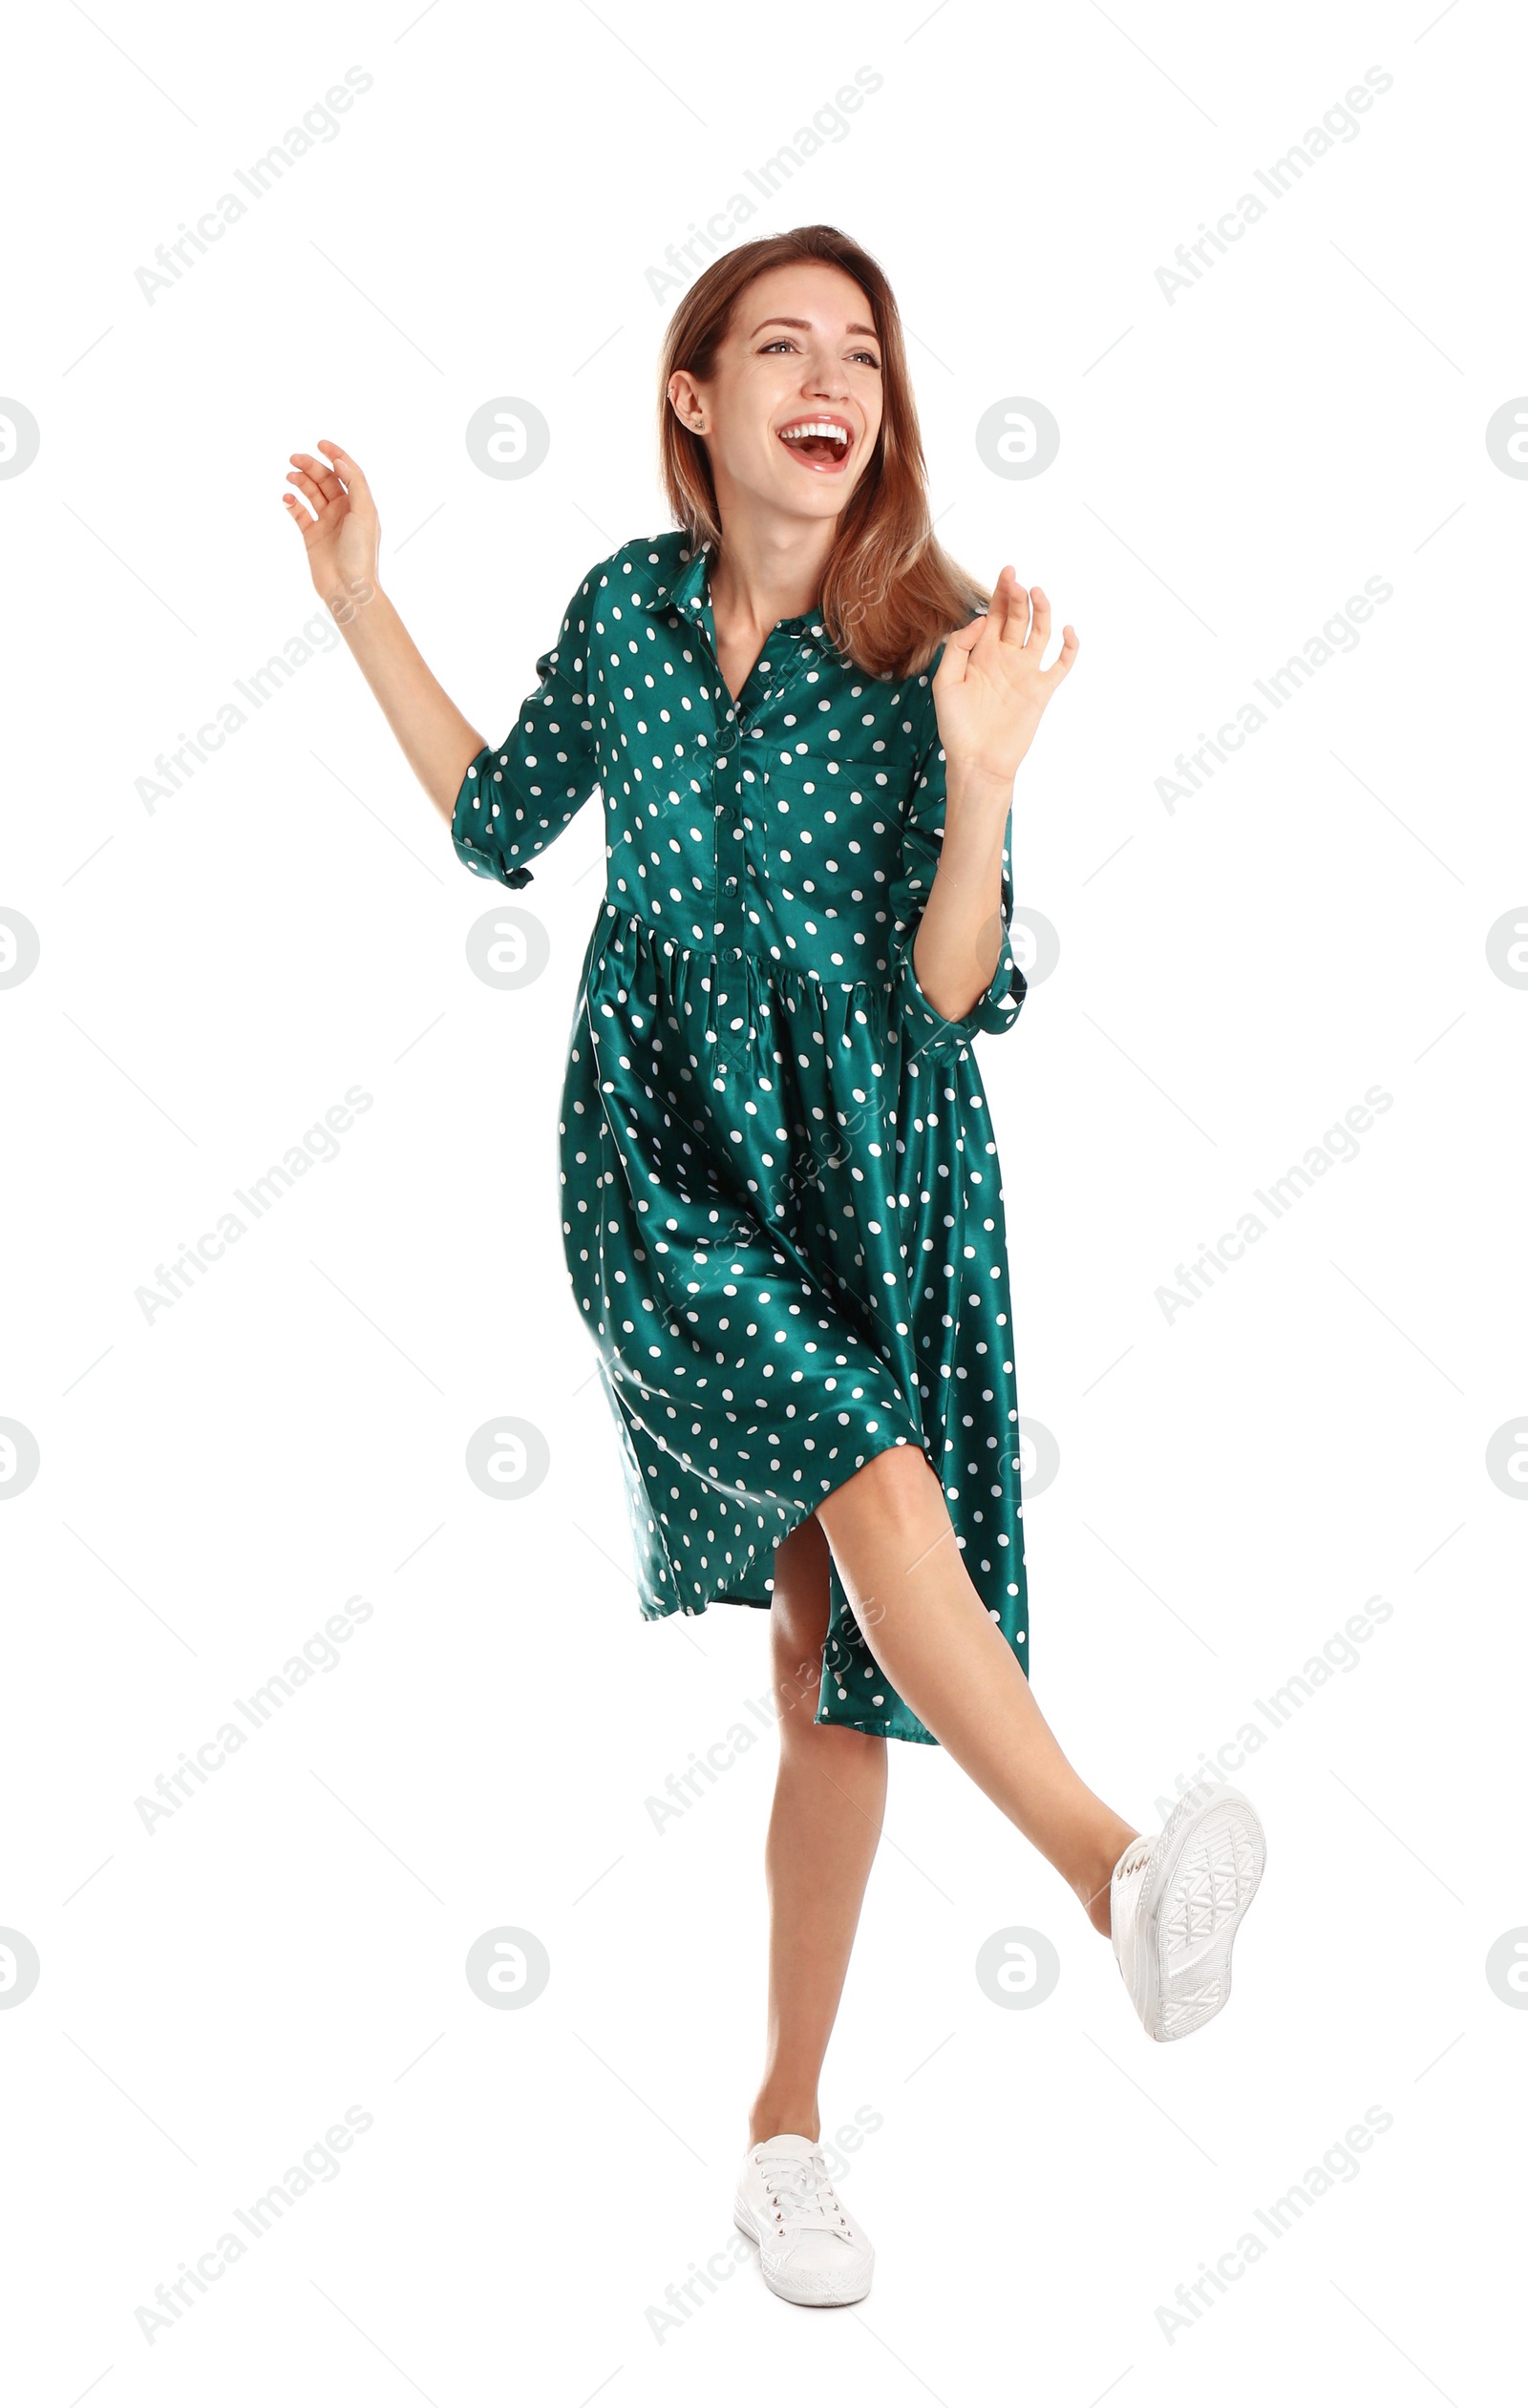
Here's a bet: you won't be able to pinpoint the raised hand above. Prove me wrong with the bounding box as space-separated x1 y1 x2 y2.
281 439 380 618
932 567 1078 786
274 434 482 818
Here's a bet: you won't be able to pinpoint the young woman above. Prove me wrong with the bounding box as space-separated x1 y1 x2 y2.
283 222 1265 2311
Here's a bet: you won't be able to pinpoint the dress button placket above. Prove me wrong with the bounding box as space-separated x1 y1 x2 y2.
708 628 814 1076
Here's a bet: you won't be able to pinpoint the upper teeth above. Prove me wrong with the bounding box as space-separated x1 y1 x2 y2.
779 421 848 444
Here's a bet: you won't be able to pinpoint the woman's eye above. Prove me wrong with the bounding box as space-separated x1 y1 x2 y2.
759 339 881 367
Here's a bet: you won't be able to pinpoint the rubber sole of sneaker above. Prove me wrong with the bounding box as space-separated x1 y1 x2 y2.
1136 1785 1266 2041
732 2198 873 2306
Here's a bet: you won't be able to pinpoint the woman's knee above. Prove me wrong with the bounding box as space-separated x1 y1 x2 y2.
817 1437 948 1555
768 1514 832 1727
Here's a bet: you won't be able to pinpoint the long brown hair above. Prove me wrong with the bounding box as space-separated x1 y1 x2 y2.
657 224 987 682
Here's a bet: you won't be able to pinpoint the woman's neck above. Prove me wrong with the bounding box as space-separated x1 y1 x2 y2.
707 514 834 645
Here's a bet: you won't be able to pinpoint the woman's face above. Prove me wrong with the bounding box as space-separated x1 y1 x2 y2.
673 261 884 530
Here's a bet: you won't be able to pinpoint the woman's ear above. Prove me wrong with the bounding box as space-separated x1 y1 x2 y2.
667 370 705 434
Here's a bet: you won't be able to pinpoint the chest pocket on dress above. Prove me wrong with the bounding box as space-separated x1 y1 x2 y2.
789 750 917 831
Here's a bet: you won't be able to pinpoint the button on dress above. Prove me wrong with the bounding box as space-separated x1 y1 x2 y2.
452 529 1029 1744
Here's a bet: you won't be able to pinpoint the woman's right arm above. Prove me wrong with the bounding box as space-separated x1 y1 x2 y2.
282 440 482 825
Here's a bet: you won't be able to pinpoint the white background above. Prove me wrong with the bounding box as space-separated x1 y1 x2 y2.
2 1 1523 2398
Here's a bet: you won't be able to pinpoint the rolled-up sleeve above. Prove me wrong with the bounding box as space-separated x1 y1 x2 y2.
451 568 602 889
887 677 1026 1063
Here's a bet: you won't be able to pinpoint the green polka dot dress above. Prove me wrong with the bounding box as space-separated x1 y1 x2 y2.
453 530 1029 1743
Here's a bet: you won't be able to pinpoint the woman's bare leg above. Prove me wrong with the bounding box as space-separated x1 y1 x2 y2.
748 1510 888 2148
816 1443 1138 1936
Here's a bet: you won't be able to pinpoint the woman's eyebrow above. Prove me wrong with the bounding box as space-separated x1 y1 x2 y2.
748 316 880 340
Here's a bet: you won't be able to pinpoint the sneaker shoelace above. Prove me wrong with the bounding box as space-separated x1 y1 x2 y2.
1115 1835 1154 1886
754 2148 852 2239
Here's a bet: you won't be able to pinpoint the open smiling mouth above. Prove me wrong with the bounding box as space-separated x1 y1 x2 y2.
776 419 854 474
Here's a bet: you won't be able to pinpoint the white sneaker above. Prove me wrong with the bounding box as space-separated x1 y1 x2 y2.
1111 1783 1266 2041
733 2133 874 2306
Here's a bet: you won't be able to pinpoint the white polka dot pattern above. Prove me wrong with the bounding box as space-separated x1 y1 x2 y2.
451 530 1030 1743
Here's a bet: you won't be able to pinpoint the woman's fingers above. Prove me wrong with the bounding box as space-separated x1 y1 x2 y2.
317 440 374 517
935 614 987 685
1024 583 1051 655
1044 625 1081 686
286 467 330 517
993 565 1029 644
289 451 344 504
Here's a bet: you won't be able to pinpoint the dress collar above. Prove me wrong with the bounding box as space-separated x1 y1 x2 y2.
638 539 847 662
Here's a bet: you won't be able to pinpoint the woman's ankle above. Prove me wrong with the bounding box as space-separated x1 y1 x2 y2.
1072 1818 1140 1938
748 2096 820 2146
1077 1869 1114 1937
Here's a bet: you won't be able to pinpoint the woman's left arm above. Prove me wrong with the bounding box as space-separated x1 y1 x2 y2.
912 569 1078 1024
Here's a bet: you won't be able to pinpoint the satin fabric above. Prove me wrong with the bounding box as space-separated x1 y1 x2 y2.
452 528 1029 1741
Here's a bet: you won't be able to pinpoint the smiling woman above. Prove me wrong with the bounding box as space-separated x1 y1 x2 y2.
281 217 1264 2306
655 232 986 686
